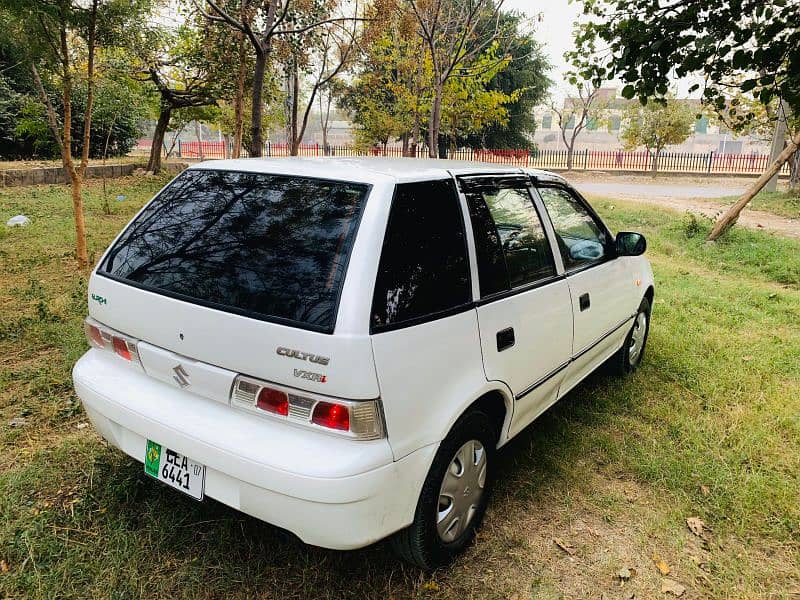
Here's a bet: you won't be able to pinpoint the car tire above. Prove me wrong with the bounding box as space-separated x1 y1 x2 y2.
610 296 651 375
390 409 497 570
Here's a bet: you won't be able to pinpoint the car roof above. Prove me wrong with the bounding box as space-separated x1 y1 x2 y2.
189 156 567 185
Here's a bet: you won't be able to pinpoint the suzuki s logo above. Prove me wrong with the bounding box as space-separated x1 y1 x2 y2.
172 364 190 388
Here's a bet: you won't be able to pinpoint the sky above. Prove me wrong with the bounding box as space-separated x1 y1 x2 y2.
503 0 701 102
504 0 583 96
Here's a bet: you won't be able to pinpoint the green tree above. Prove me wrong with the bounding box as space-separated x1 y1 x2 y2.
570 0 800 238
549 81 607 170
406 0 510 157
4 0 152 266
338 0 429 154
439 43 520 148
620 98 695 175
135 15 230 173
276 1 359 156
200 0 362 157
461 11 551 149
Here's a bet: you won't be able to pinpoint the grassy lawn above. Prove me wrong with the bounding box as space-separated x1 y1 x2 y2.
1 176 798 599
723 188 800 220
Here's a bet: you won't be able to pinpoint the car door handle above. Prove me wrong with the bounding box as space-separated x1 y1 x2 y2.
496 327 515 352
579 293 591 311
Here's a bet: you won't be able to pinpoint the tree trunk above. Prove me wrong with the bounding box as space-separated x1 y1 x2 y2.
652 150 660 176
68 173 88 266
232 34 247 159
250 50 267 157
194 121 205 160
428 82 442 158
707 130 800 241
789 147 799 192
566 147 574 170
766 99 789 193
147 106 171 173
401 133 409 157
411 108 420 158
290 65 300 156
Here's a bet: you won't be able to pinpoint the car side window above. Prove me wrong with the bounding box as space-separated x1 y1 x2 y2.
371 179 471 331
463 181 556 297
538 186 610 271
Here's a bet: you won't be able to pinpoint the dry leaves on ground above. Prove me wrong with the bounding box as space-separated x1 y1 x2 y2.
661 578 687 597
686 516 709 539
553 537 576 556
617 566 635 581
652 553 671 575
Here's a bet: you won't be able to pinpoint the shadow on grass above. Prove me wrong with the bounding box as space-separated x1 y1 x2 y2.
1 367 640 599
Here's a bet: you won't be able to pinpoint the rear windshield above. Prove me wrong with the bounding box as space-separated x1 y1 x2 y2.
100 169 369 332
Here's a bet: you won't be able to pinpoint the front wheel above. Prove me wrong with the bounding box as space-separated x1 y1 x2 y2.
391 410 497 570
610 296 651 375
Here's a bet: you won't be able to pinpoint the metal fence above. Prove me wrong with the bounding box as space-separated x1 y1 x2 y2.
135 139 790 175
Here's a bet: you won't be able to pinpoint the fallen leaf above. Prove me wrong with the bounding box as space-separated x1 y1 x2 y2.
741 355 753 362
8 418 28 428
756 223 764 228
0 559 9 573
617 566 634 581
686 516 708 538
699 484 710 496
553 537 576 556
422 581 439 592
661 578 686 597
652 553 671 575
76 422 89 430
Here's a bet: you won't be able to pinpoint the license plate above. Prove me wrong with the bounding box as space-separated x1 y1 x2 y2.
144 440 205 500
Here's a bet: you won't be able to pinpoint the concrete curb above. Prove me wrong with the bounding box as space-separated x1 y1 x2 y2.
0 162 187 187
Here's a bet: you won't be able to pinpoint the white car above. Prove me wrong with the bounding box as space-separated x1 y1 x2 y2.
73 158 654 569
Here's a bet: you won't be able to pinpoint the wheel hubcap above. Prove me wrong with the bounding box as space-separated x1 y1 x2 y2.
437 440 487 543
628 311 648 365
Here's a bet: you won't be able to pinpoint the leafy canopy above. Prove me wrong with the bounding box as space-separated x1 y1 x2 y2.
570 0 800 124
620 98 696 154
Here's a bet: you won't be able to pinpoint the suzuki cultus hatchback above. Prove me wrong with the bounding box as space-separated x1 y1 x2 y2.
73 158 654 569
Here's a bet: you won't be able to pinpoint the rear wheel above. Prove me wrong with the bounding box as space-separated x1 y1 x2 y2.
610 297 651 375
391 410 496 570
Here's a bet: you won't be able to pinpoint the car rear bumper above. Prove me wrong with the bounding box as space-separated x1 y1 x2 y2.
73 350 436 550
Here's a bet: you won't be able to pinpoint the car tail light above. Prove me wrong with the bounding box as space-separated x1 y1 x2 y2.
112 336 132 361
231 375 384 440
84 317 142 368
256 387 289 416
311 401 349 431
85 322 105 348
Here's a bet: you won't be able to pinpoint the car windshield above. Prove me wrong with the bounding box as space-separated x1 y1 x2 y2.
100 169 369 332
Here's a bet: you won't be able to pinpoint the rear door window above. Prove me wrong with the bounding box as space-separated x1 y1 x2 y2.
100 169 369 333
371 179 471 331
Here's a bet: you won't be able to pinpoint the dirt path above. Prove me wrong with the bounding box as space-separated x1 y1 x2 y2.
564 172 800 239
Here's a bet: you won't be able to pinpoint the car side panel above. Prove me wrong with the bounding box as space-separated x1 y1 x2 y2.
475 280 573 439
559 255 652 397
371 309 490 460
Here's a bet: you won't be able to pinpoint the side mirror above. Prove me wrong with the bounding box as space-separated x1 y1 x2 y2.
616 232 647 256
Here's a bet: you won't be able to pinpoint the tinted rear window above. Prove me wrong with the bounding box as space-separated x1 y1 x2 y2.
100 169 369 332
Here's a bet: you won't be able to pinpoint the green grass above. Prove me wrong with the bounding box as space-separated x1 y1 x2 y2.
1 177 799 598
720 188 800 219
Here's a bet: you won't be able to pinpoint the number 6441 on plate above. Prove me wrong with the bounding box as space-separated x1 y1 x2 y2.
144 439 206 500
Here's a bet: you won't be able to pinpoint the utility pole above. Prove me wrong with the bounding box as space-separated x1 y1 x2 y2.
766 99 788 192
